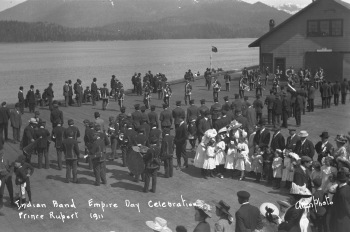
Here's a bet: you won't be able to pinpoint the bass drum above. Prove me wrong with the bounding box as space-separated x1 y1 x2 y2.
127 147 145 175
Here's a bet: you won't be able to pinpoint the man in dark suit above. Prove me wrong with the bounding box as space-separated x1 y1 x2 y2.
235 191 263 232
172 101 185 129
90 130 109 186
68 80 73 106
270 126 285 152
340 78 349 104
52 121 66 170
159 104 172 130
50 101 64 129
62 130 80 184
100 83 109 111
46 83 54 111
308 83 315 112
26 85 36 113
148 105 159 129
294 130 315 160
76 80 84 107
0 143 16 210
254 121 271 150
174 118 187 169
235 110 248 133
286 128 300 151
333 81 341 106
35 121 50 169
293 156 312 190
63 81 69 107
210 98 221 126
18 86 25 114
315 131 333 163
272 94 282 127
329 170 350 232
10 103 22 143
231 94 242 115
91 77 98 106
0 102 10 141
22 118 37 163
140 106 149 124
148 123 161 146
64 119 81 140
198 99 209 115
320 82 329 109
161 128 174 178
186 99 199 124
295 93 303 126
264 90 275 125
253 94 263 123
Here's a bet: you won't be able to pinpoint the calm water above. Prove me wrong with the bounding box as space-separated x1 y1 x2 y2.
0 39 258 103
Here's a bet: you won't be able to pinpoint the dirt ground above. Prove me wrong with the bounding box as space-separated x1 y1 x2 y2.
1 72 350 232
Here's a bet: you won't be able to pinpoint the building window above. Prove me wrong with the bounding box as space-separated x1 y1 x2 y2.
307 19 343 37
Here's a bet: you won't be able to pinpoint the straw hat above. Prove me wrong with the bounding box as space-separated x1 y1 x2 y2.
146 217 172 232
260 202 280 218
335 134 348 144
229 120 242 130
290 183 312 198
215 200 232 218
218 127 227 134
28 118 38 124
298 130 309 137
194 199 212 218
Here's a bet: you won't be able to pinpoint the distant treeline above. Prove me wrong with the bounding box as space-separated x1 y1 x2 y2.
0 20 262 42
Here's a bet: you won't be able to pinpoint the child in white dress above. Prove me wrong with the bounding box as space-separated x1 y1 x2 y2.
225 140 236 179
215 130 226 179
234 138 249 181
203 139 216 179
282 149 294 189
272 151 283 189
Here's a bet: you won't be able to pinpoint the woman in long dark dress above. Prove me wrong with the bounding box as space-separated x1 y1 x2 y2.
193 200 212 232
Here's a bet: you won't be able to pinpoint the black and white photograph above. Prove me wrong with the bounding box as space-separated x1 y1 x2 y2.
0 0 350 231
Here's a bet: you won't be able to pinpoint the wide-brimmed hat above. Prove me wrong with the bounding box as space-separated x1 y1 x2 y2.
194 199 212 218
28 118 38 124
218 127 227 134
146 217 172 232
276 200 291 209
215 200 232 218
320 132 329 138
289 152 300 160
290 183 312 198
259 202 279 218
204 129 217 139
298 130 309 137
335 134 347 144
229 120 242 130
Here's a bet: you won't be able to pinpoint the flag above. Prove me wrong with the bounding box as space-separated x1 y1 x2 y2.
212 46 218 53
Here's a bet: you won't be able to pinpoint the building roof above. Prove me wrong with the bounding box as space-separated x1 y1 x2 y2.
249 0 350 48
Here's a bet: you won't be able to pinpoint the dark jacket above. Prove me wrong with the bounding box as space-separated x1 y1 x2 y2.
15 162 34 185
333 83 341 95
286 135 300 150
64 126 81 140
0 106 10 124
187 105 199 123
91 82 98 93
62 138 80 160
22 124 36 147
197 117 211 138
172 107 186 126
18 91 25 103
235 203 263 232
315 141 333 163
52 125 66 149
210 103 222 120
294 139 315 159
159 109 173 127
264 95 275 109
193 221 211 232
293 165 312 190
254 128 271 148
148 111 159 128
10 108 22 129
308 86 316 99
270 132 285 152
131 110 142 127
34 127 50 149
330 184 350 232
174 122 187 145
278 205 304 232
50 108 64 125
26 90 36 104
253 99 263 113
273 97 282 114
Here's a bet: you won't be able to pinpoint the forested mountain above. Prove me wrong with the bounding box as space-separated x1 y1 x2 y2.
0 0 291 41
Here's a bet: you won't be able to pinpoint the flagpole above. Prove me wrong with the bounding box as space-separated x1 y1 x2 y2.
210 47 212 71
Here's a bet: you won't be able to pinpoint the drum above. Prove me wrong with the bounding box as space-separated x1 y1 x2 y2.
127 147 145 175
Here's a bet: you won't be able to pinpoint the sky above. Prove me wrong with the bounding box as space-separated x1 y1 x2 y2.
0 0 350 12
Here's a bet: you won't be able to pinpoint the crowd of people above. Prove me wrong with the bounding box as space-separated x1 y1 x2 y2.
0 66 350 232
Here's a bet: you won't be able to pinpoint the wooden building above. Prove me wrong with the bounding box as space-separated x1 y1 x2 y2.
249 0 350 81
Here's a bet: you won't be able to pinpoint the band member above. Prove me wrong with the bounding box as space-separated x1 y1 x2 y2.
264 66 270 86
239 77 245 99
163 83 172 106
90 131 109 186
161 128 174 178
91 77 98 106
172 101 185 129
107 118 118 160
143 137 160 193
8 103 21 144
275 66 282 83
118 85 125 110
286 66 295 84
174 118 188 169
212 78 221 101
204 68 212 90
46 83 54 111
210 98 221 127
22 118 37 164
62 130 80 183
186 99 199 124
159 104 172 130
100 83 109 111
148 105 159 129
224 73 231 91
51 120 65 170
143 84 152 109
298 68 304 86
184 80 192 105
50 101 63 129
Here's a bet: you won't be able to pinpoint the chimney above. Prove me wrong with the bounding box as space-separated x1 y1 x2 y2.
269 19 275 31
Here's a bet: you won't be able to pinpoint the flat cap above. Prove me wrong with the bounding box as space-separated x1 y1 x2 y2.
237 191 250 199
134 104 140 109
94 112 100 117
223 96 228 101
200 99 206 103
189 99 194 104
140 106 146 111
83 119 90 124
151 105 156 110
176 101 181 106
68 119 74 125
163 128 170 134
162 103 168 108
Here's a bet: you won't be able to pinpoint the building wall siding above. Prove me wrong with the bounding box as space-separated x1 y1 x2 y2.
259 0 350 70
344 54 350 79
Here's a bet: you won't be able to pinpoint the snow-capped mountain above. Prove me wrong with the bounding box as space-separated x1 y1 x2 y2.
276 3 306 14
